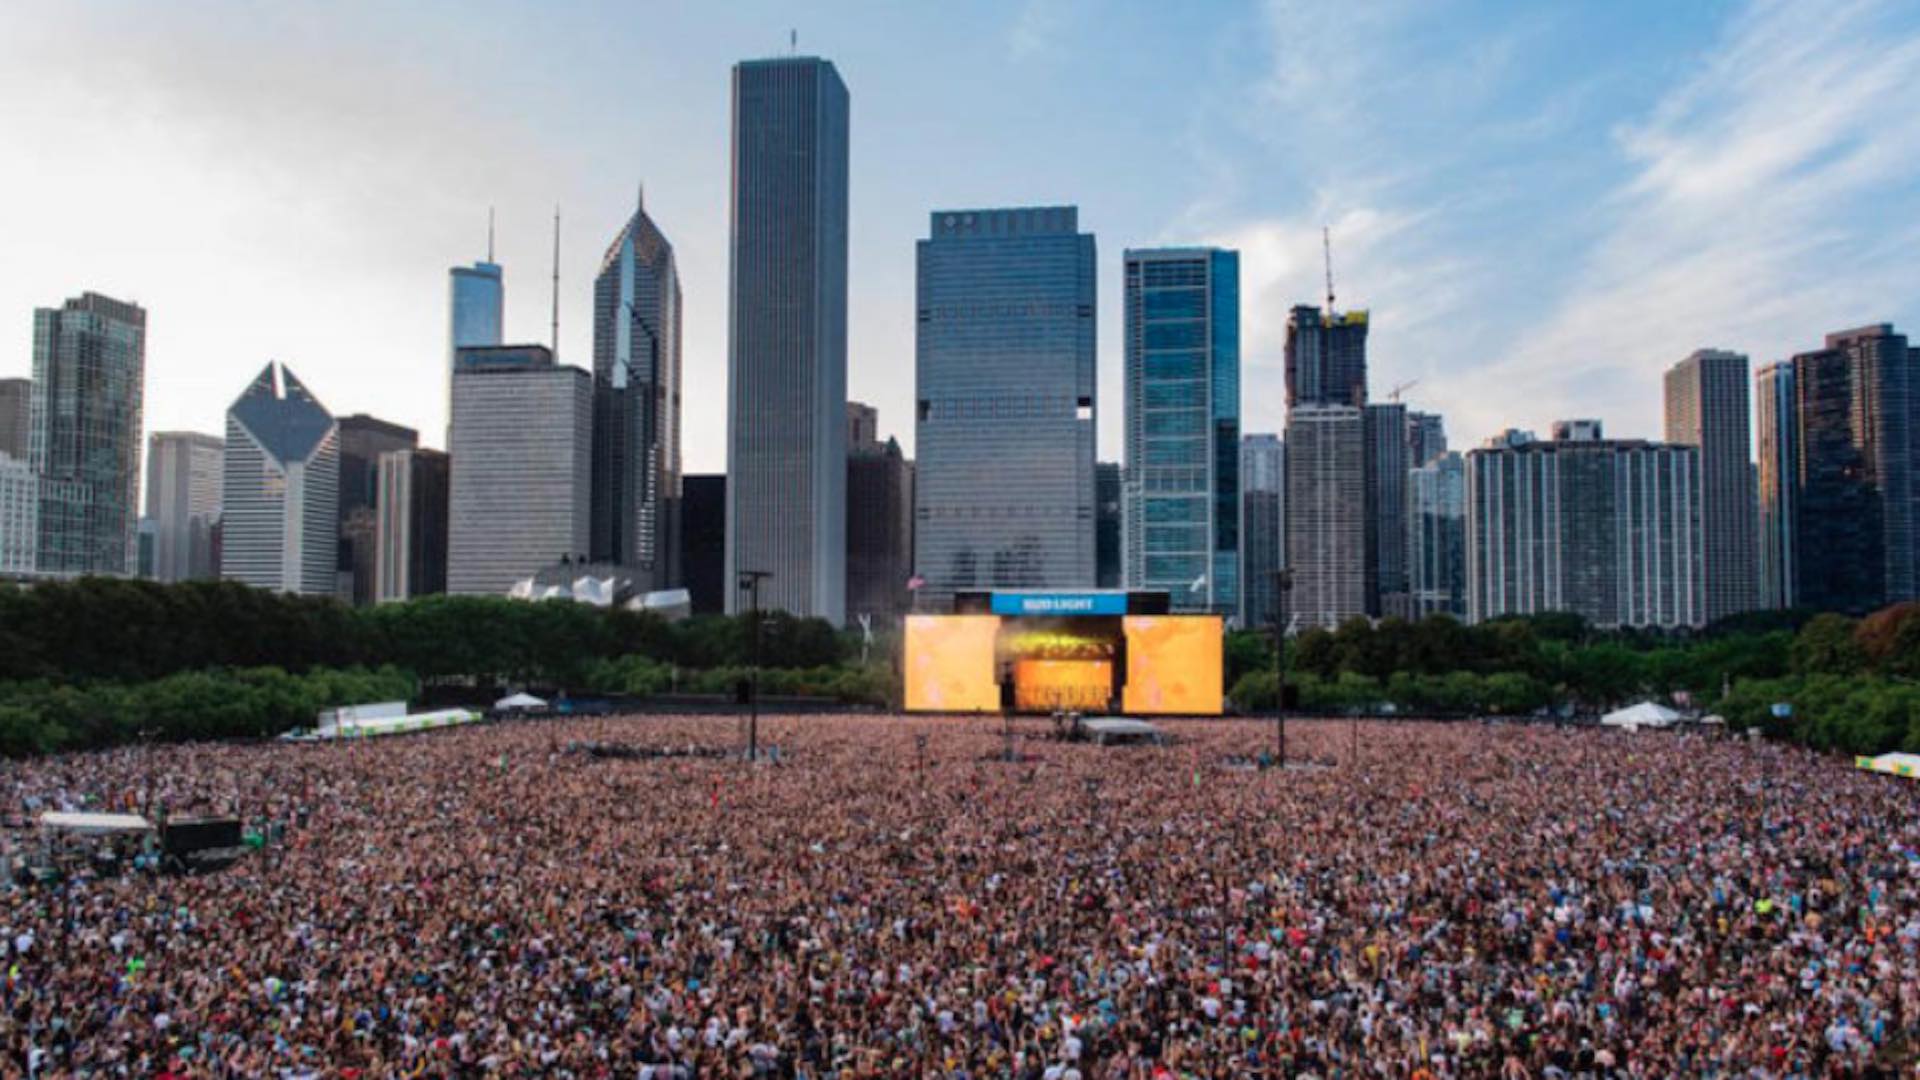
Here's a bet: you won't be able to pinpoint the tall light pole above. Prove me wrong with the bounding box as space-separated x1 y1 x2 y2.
1272 568 1294 767
737 570 771 762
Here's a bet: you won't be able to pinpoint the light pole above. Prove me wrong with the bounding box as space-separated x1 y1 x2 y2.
737 570 771 762
1272 569 1294 767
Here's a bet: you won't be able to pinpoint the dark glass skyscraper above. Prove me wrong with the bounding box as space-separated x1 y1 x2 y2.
726 56 849 622
1284 305 1368 408
31 293 145 576
1239 434 1284 629
915 207 1096 607
1755 361 1797 609
592 193 682 591
1122 247 1238 615
336 414 418 605
1364 402 1409 616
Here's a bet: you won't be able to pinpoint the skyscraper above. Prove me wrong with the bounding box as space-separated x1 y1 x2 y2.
1408 452 1466 618
0 452 35 578
847 401 878 451
1284 305 1368 408
1285 405 1367 629
1466 427 1703 628
1664 349 1756 622
31 293 145 576
1407 410 1447 468
336 414 417 605
591 192 683 591
1364 402 1409 617
1755 361 1797 609
374 447 449 602
846 428 913 624
680 474 726 615
0 378 29 461
1240 434 1285 629
1122 247 1239 615
144 431 223 583
726 56 850 622
447 345 592 596
1095 462 1122 589
222 363 339 595
449 260 504 375
915 207 1097 607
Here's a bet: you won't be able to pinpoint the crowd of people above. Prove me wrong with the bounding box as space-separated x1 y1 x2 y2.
3 714 1919 1077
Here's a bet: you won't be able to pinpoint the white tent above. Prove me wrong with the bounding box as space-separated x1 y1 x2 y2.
39 812 154 835
1600 701 1682 731
495 692 548 711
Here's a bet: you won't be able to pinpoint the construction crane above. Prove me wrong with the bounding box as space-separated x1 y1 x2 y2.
1322 226 1336 313
1387 379 1419 402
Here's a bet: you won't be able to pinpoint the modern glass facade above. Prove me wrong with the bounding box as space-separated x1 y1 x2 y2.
915 207 1097 608
375 447 449 602
222 363 339 595
726 56 849 623
1122 247 1239 615
1239 434 1284 629
337 414 418 605
31 293 146 577
0 378 28 461
449 262 503 372
592 196 683 591
1285 305 1368 408
1755 361 1797 609
144 431 223 583
1365 402 1409 616
1408 451 1466 618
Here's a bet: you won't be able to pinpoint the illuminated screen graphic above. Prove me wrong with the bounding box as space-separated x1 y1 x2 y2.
1121 615 1224 715
903 615 1001 712
1013 659 1113 712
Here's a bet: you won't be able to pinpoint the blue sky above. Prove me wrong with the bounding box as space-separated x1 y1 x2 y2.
1 0 1916 470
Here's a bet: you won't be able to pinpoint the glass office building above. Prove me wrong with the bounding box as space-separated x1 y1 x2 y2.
1122 248 1239 615
915 207 1097 608
31 293 145 576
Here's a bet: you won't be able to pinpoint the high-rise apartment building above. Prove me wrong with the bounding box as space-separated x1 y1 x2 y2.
374 447 449 602
31 293 145 576
222 363 339 595
1240 434 1285 629
1364 402 1409 617
144 431 223 582
591 193 682 591
448 345 592 596
1408 451 1466 618
1122 248 1238 615
915 207 1096 607
1284 305 1368 408
1465 427 1703 628
0 452 36 578
0 378 29 460
1755 361 1797 609
1285 405 1367 629
1664 349 1756 622
1407 411 1447 468
336 415 417 605
726 56 850 622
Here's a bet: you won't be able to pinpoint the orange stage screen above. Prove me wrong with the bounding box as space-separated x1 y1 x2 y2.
904 615 1001 713
1121 615 1224 715
1013 659 1112 712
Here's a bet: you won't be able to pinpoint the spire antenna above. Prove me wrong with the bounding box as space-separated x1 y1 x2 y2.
790 28 797 54
487 206 496 263
550 206 561 355
1322 225 1336 314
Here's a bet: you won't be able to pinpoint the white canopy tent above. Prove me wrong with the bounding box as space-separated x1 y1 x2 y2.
39 812 154 836
1600 702 1682 731
494 692 548 711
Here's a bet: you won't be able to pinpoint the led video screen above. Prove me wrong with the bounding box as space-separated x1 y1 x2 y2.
903 615 1001 713
1121 615 1224 715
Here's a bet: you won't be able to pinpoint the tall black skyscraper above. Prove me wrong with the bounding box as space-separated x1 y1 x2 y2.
726 56 850 622
1284 305 1368 409
592 191 683 592
336 414 417 605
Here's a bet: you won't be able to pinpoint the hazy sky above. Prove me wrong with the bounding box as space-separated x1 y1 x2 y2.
2 0 1917 472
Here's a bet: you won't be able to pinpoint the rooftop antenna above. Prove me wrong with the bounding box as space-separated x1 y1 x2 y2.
1322 225 1336 314
550 206 561 355
486 206 495 263
637 180 645 215
790 29 797 54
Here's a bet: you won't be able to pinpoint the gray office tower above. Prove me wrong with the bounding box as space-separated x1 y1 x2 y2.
726 56 849 622
1095 463 1121 589
1122 248 1239 615
1664 350 1756 622
31 293 145 576
145 431 222 582
1466 425 1703 629
1408 452 1466 618
1755 361 1797 609
1286 405 1367 629
1364 402 1409 617
336 415 418 605
222 363 339 595
1240 434 1285 630
0 378 29 460
448 345 592 596
591 193 683 591
915 207 1097 607
1407 411 1447 467
1284 305 1368 408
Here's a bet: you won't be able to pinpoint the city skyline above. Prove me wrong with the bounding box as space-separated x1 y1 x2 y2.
3 2 1916 476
